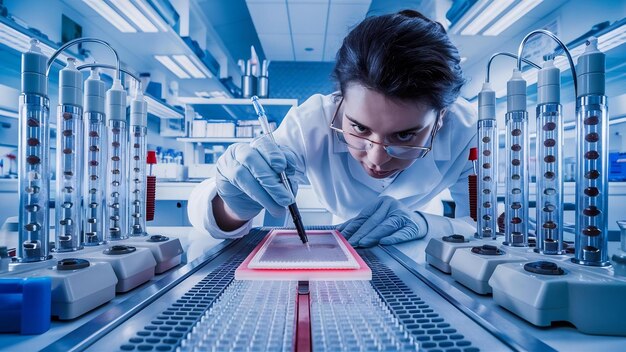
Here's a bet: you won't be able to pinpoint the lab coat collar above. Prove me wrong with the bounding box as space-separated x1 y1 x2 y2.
432 131 452 161
382 152 443 199
347 155 383 192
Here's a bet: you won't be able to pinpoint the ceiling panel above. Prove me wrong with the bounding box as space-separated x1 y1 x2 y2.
247 2 290 34
197 0 266 62
288 2 329 35
326 2 371 35
292 34 324 60
247 0 370 61
323 33 344 61
258 34 295 60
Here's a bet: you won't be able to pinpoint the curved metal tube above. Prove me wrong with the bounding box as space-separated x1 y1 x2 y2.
486 52 541 83
517 29 578 97
46 38 120 80
76 63 142 90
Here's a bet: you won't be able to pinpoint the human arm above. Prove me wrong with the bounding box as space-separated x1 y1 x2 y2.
187 178 254 239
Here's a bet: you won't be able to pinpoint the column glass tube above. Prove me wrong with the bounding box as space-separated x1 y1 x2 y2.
18 39 51 262
574 96 608 265
535 58 563 255
18 96 50 261
536 106 563 254
573 38 609 266
106 119 128 241
129 125 147 236
83 69 107 246
55 58 83 252
477 119 498 238
505 113 529 246
55 105 83 251
84 113 106 245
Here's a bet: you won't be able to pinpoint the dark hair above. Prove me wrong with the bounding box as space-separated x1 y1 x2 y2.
332 9 465 110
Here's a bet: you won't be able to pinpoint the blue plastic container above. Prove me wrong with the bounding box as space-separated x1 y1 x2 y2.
0 277 51 334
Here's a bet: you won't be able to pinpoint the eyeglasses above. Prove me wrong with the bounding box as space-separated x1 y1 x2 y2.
329 98 440 160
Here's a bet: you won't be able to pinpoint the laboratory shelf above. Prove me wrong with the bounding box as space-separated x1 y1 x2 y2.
0 16 184 121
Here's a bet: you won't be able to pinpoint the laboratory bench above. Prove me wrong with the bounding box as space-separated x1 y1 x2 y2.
3 225 625 352
153 180 626 234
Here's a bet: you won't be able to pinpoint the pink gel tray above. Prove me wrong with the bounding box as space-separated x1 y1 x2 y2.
235 229 372 281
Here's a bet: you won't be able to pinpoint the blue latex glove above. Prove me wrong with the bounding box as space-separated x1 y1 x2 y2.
337 196 427 248
216 136 299 220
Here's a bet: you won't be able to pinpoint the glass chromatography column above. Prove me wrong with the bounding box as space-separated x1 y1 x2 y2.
18 39 51 262
535 58 564 255
504 69 529 247
55 58 83 252
476 82 498 239
573 38 610 266
83 68 107 246
105 79 128 241
129 87 148 236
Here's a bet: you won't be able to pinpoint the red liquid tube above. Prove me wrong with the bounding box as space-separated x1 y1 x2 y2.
146 150 157 222
468 147 478 222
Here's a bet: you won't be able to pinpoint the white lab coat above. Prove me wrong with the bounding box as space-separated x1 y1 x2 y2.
188 94 477 239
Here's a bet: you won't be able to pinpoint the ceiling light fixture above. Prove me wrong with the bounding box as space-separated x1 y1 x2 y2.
460 0 514 35
155 55 190 79
483 0 543 36
450 0 490 34
145 95 184 119
0 21 77 64
449 0 543 36
0 20 32 52
0 107 19 119
109 0 159 32
134 0 169 32
83 0 137 33
172 55 207 79
554 19 626 70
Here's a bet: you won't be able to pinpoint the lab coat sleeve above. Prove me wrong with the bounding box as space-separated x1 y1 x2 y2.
187 178 253 239
419 176 477 237
187 96 323 239
418 131 477 238
447 138 479 236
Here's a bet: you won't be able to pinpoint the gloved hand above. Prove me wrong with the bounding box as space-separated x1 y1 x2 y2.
337 196 427 248
216 136 299 221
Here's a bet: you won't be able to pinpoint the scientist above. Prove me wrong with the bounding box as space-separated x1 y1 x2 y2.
189 10 477 247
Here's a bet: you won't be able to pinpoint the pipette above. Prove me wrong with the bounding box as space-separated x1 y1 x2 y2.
251 96 308 245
